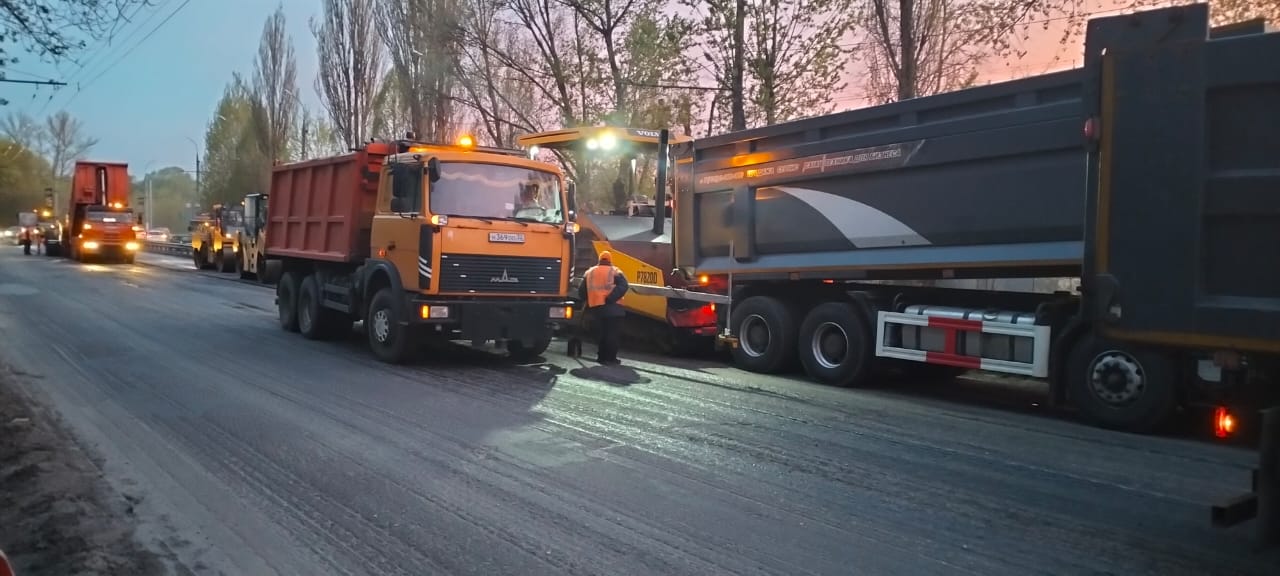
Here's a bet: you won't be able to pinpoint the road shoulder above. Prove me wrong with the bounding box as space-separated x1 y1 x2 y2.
0 362 167 576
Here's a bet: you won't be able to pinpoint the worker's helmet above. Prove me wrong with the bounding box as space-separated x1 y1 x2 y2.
598 250 612 264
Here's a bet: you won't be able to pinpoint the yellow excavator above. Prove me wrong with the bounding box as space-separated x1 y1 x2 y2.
516 126 718 354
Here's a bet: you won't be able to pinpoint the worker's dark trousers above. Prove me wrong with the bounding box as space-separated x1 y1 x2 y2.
591 309 621 363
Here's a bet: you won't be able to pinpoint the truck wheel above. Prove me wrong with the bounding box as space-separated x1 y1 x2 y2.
730 296 798 374
192 248 202 270
367 288 411 364
222 251 236 273
261 259 281 285
1066 332 1178 433
297 274 330 340
797 302 874 387
236 252 248 279
124 254 135 265
507 335 551 363
277 271 301 332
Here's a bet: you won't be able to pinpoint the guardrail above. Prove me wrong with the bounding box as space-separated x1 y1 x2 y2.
145 241 192 257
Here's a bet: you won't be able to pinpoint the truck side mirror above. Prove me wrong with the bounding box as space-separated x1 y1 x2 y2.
566 180 577 221
426 157 441 183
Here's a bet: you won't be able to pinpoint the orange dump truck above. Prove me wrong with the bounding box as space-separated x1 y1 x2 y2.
63 161 141 264
266 136 578 363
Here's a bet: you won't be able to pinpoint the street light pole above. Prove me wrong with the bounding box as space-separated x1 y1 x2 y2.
185 136 201 204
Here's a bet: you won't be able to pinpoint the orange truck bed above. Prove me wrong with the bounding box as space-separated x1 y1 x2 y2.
265 144 392 263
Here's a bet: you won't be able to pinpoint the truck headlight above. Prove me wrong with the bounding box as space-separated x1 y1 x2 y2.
83 241 100 250
549 306 572 319
420 305 450 319
125 241 140 251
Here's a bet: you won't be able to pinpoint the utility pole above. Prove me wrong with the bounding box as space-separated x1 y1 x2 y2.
195 153 201 201
0 78 67 86
147 176 154 230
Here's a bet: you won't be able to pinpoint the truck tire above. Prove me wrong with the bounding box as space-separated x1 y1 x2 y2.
277 271 301 332
124 254 135 265
797 302 874 387
261 259 282 285
236 252 248 279
366 287 411 364
297 274 332 340
508 335 551 363
192 248 202 270
1066 332 1178 433
730 295 798 374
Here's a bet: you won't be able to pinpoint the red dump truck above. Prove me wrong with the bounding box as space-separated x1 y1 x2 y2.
62 161 141 264
265 136 578 363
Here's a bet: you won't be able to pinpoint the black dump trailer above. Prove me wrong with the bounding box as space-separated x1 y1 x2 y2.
663 4 1280 543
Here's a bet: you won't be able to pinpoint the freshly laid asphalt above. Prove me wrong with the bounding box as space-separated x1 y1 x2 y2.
0 246 1275 575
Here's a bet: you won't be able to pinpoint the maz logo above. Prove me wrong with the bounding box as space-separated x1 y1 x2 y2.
490 269 520 283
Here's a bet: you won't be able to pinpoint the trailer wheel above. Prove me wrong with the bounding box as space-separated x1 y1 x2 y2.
367 287 411 364
730 296 798 374
277 271 301 332
508 335 551 363
797 302 874 387
1066 332 1178 433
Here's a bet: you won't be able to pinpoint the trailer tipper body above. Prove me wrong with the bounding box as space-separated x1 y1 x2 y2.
662 4 1280 541
266 136 576 363
63 161 140 264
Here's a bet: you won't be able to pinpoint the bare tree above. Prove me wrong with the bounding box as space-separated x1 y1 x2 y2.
251 4 300 168
1 1 152 80
369 70 411 139
43 110 97 179
454 0 555 147
859 0 1080 103
376 0 463 141
312 0 382 148
1 111 45 150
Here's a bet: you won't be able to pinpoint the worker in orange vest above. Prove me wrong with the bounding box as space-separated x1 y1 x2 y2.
581 250 628 365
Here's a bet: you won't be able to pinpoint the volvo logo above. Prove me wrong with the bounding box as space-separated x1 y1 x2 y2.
490 269 519 283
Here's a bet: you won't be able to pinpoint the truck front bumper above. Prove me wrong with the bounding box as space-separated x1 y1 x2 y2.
407 298 574 343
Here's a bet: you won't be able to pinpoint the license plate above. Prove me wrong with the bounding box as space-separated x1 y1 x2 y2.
488 232 525 243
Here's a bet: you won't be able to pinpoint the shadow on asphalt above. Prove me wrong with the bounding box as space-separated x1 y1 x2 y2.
568 364 651 386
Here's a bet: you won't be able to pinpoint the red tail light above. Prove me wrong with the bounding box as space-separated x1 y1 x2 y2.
1214 406 1236 438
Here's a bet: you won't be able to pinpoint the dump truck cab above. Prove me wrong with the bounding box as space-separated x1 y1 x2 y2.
368 139 577 355
190 203 241 272
64 161 139 264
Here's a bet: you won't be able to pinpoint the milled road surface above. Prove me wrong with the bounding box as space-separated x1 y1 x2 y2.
0 246 1276 575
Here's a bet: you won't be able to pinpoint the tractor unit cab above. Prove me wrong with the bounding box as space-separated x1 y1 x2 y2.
65 161 139 263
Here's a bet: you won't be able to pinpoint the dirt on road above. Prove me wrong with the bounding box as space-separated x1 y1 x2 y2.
0 363 167 576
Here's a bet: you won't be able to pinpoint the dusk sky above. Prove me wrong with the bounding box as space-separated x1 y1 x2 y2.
0 0 1136 173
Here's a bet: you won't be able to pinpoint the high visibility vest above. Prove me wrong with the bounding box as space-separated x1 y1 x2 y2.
585 265 622 308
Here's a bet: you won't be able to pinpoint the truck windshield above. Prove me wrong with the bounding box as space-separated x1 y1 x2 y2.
430 162 563 224
86 211 135 224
